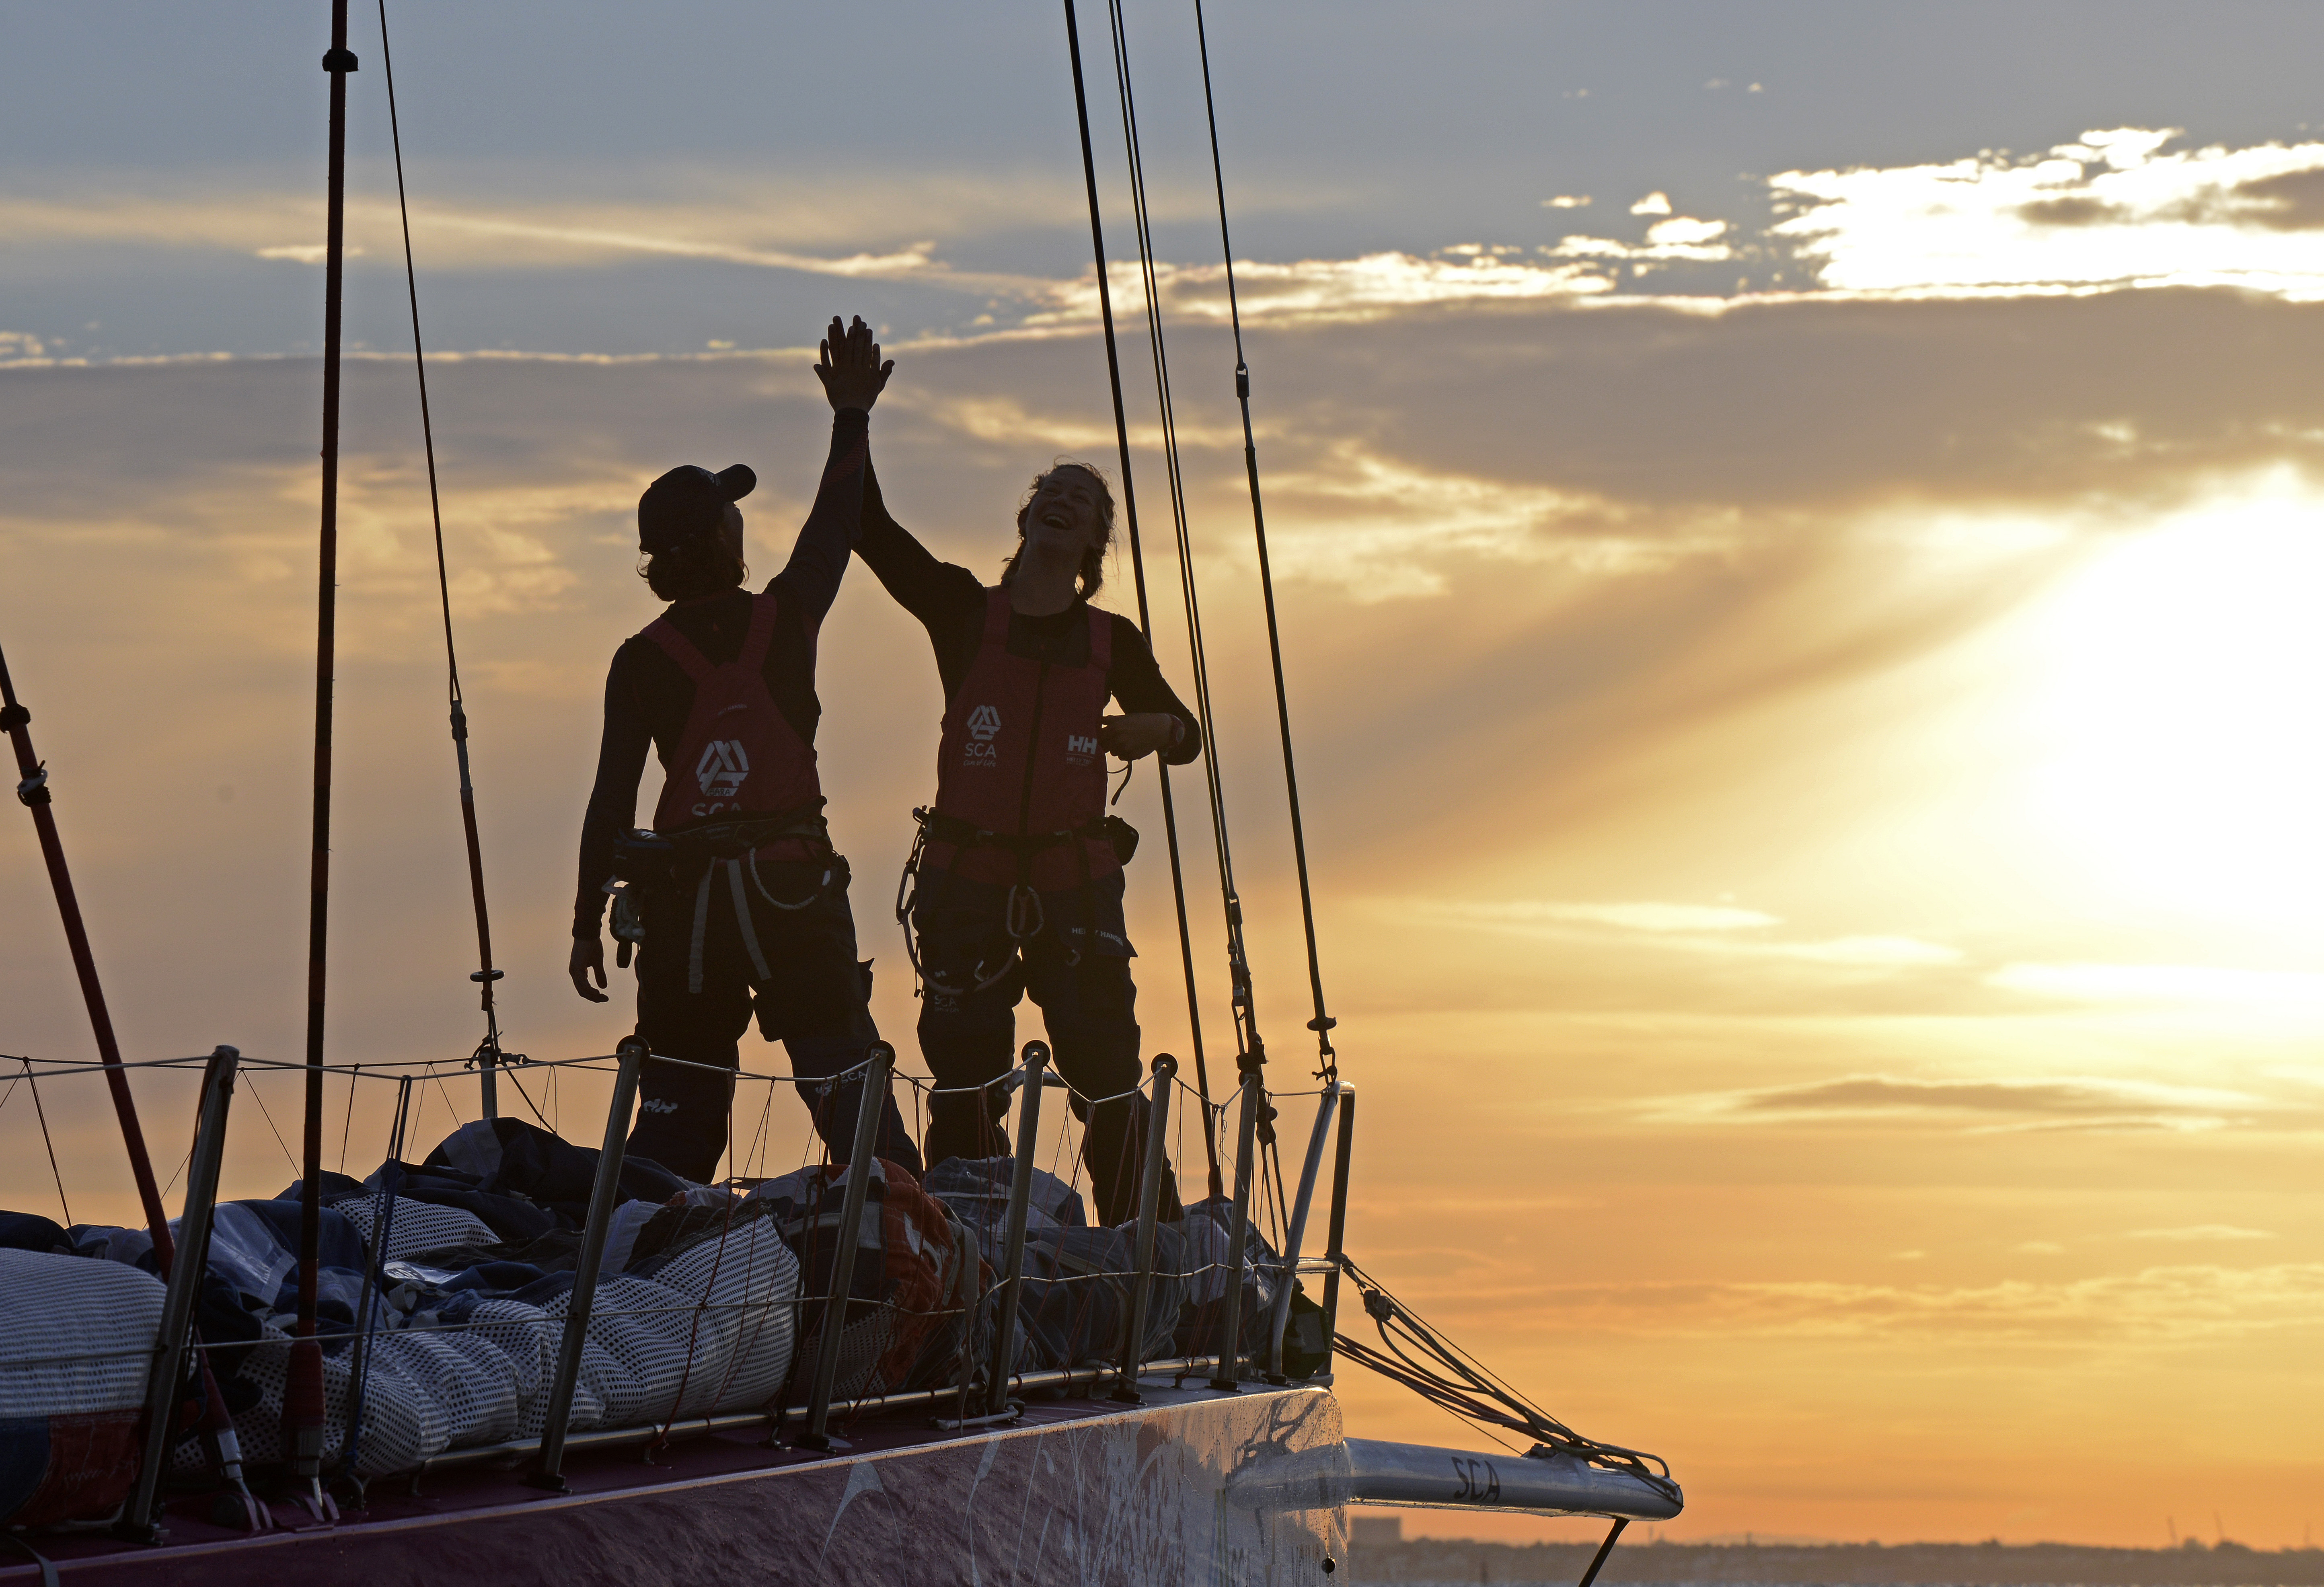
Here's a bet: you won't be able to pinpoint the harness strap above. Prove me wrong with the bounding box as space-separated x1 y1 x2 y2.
687 867 716 995
641 614 716 683
981 586 1013 647
919 808 1111 855
670 802 828 862
639 590 781 683
727 860 774 983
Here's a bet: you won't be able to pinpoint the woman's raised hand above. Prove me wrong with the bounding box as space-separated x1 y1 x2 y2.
814 314 895 412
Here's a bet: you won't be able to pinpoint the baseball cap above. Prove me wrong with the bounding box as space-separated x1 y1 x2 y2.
637 463 756 553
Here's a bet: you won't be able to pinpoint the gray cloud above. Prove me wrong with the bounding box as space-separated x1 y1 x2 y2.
10 276 2324 1079
1695 1074 2268 1132
1438 1263 2324 1344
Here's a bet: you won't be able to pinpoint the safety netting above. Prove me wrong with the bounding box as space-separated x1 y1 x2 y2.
0 1055 1303 1501
0 1246 164 1526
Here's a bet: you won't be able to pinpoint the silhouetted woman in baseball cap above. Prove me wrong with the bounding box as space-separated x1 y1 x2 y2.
568 315 916 1183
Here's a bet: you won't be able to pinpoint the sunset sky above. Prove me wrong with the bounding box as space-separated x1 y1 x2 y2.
6 0 2324 1550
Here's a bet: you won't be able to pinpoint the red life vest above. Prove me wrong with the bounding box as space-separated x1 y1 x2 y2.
641 591 822 854
928 588 1116 891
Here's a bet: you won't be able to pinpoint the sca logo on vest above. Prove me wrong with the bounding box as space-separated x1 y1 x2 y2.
962 704 1002 767
696 739 750 799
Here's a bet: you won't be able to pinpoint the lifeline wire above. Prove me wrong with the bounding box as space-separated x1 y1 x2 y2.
1194 0 1338 1080
378 0 511 1118
1060 0 1224 1199
1102 0 1270 1096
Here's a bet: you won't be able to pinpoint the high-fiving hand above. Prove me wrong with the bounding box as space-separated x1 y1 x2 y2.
814 315 895 412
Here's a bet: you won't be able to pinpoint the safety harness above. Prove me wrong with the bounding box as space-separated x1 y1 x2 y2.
897 590 1136 994
603 590 836 994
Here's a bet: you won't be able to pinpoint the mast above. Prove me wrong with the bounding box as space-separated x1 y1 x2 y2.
289 0 355 1512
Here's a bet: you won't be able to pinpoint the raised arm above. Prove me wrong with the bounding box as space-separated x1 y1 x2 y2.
855 453 984 628
769 315 893 622
569 649 653 1000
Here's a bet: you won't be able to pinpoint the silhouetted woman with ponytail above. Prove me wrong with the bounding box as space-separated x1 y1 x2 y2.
857 456 1198 1224
568 316 916 1183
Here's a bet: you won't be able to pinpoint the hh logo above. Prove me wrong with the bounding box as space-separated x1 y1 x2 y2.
637 1097 680 1115
1066 734 1099 757
966 704 1003 742
696 739 750 798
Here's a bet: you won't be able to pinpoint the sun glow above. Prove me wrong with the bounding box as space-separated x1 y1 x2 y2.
2018 472 2324 940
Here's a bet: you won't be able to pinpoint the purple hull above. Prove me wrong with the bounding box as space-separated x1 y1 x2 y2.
5 1383 1346 1586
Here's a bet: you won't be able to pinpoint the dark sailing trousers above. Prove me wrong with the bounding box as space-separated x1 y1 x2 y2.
912 870 1182 1227
630 856 920 1184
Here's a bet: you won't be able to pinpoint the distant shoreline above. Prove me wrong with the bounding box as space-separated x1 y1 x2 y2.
1349 1539 2324 1586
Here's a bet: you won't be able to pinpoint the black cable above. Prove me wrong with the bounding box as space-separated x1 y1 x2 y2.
1193 0 1338 1082
1102 0 1269 1101
1333 1255 1680 1501
378 0 510 1113
20 1058 72 1227
1060 0 1224 1199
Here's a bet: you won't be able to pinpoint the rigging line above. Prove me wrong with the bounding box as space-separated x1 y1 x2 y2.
1060 0 1223 1199
426 1061 464 1131
21 1059 72 1227
1102 0 1265 1085
244 1072 304 1178
504 1065 554 1132
378 0 506 1119
337 1062 360 1173
1194 0 1338 1080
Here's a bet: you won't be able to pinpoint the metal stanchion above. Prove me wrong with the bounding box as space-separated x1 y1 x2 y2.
118 1046 240 1544
338 1072 416 1489
983 1042 1052 1418
1111 1054 1177 1404
796 1042 898 1451
1209 1070 1263 1392
528 1038 645 1490
1264 1079 1343 1382
1317 1084 1356 1377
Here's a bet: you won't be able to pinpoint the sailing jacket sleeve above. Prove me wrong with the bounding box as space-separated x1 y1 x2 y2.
764 407 871 624
574 656 651 937
1105 614 1202 767
855 455 986 642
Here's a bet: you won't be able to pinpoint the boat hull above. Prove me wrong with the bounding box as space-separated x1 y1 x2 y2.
7 1382 1346 1586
